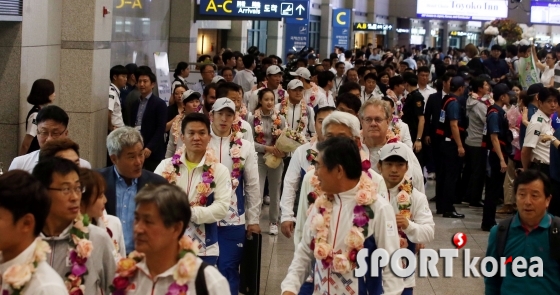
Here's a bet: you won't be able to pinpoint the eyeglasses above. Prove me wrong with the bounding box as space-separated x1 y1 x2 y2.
37 129 67 138
363 117 387 124
48 186 85 195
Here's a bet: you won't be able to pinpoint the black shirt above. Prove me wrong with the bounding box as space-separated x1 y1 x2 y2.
401 89 425 141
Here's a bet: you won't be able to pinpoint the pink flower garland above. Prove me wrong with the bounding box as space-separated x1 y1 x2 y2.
66 214 93 295
2 239 51 295
309 172 378 274
230 114 246 191
162 146 217 206
279 97 308 132
110 236 200 295
308 82 319 108
253 109 282 145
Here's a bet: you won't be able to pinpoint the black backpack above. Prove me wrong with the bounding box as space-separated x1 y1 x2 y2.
481 105 513 155
495 215 560 285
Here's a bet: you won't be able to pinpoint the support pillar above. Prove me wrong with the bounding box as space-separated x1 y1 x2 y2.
169 0 198 66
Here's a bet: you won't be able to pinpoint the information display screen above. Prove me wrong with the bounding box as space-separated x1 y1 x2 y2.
531 0 560 24
416 0 508 20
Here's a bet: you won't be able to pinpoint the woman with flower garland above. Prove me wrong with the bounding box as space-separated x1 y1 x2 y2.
381 97 413 149
155 113 232 265
281 136 403 295
32 157 116 295
166 90 202 158
248 88 286 235
79 168 125 261
110 184 229 295
0 170 68 295
377 142 435 295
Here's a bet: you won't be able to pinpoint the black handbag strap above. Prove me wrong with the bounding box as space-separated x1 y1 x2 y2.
195 261 210 295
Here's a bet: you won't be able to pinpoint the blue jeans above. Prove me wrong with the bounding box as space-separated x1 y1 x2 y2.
217 225 246 295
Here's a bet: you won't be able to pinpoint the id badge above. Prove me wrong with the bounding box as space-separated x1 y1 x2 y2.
439 110 446 123
482 124 487 135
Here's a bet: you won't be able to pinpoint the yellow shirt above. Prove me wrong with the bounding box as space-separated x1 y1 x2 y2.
185 160 198 173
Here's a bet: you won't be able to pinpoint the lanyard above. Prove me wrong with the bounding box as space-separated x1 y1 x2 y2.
334 77 343 92
363 90 373 101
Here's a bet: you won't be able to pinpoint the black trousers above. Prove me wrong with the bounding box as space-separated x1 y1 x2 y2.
464 145 488 205
438 141 463 213
432 139 444 212
482 152 507 227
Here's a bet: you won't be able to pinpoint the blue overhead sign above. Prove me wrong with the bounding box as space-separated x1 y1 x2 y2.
284 18 308 58
332 9 351 51
199 0 309 20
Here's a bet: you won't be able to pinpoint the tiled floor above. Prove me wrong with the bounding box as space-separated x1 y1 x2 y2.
257 181 508 295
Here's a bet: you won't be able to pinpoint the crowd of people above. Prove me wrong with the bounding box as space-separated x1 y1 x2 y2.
0 41 559 295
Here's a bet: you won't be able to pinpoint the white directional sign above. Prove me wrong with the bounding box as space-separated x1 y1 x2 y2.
295 4 305 15
281 3 293 16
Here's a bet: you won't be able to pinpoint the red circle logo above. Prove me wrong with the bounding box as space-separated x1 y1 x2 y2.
452 232 467 249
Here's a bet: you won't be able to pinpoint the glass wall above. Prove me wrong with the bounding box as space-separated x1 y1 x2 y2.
248 21 268 54
309 15 320 53
110 0 170 67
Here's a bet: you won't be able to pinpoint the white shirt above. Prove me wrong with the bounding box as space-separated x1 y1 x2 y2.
233 69 257 93
129 257 230 295
190 81 206 97
385 181 435 289
392 119 413 149
418 85 437 107
282 178 403 295
209 130 261 226
293 167 388 246
9 150 91 173
344 61 353 74
524 109 554 164
171 76 187 92
360 85 384 104
154 153 232 256
0 240 68 295
275 101 316 138
26 111 38 137
333 75 345 97
318 87 335 107
97 212 126 262
109 83 125 128
303 85 327 109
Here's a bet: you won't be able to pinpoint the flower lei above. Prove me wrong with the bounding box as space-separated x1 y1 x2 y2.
279 98 308 132
1 238 51 295
161 146 217 206
278 88 286 103
253 109 282 145
171 114 185 145
238 105 248 121
110 236 200 295
230 114 246 191
395 178 413 249
306 149 318 165
65 214 93 294
469 92 494 108
309 172 378 274
307 82 319 107
386 124 401 144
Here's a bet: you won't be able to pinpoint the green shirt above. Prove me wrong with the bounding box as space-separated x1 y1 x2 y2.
485 213 560 295
185 160 198 173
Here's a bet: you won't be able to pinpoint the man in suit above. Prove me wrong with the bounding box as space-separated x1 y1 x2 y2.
131 68 167 171
99 127 167 254
423 73 451 211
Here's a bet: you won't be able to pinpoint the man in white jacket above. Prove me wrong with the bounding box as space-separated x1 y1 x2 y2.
377 142 435 294
281 136 404 295
155 112 232 265
208 97 261 295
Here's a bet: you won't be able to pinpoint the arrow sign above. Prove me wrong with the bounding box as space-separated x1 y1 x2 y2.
296 4 305 15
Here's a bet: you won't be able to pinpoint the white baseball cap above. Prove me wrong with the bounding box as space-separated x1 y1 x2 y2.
289 67 311 80
212 97 236 113
379 142 409 162
266 65 283 75
287 79 304 90
212 76 225 83
181 90 201 103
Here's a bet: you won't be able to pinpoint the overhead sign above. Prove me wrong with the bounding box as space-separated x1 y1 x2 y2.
199 0 309 20
396 28 410 34
531 0 560 24
411 28 426 35
354 23 393 31
416 0 508 20
449 31 477 37
332 9 351 51
284 18 308 57
332 8 350 27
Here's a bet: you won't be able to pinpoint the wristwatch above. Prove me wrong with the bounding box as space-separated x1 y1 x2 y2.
416 138 422 142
